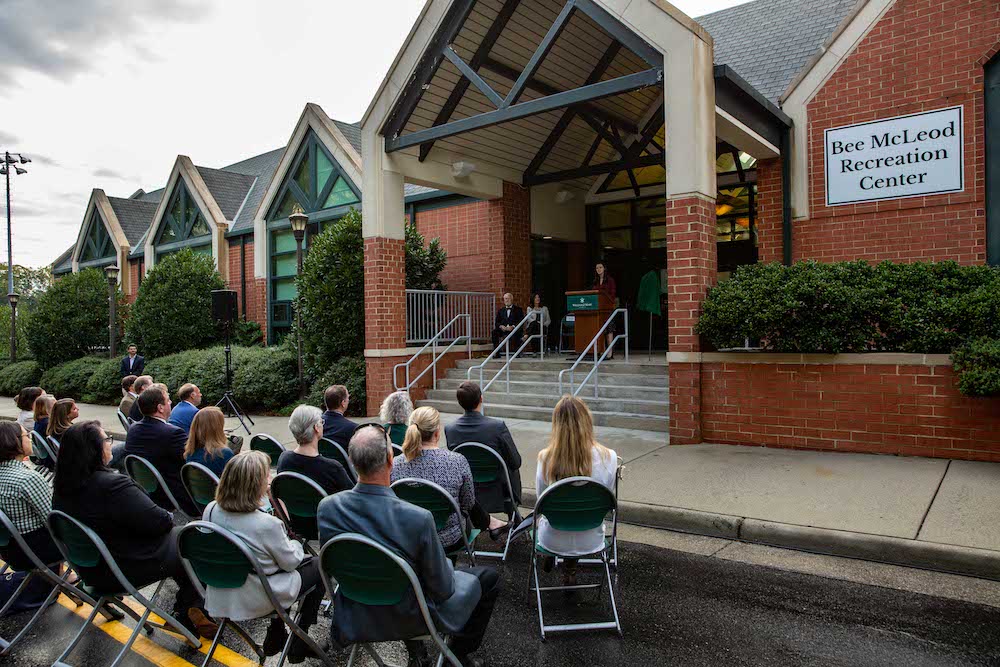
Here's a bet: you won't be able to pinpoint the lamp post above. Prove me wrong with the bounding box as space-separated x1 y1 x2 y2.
7 292 18 362
104 265 120 359
1 152 30 299
289 205 309 398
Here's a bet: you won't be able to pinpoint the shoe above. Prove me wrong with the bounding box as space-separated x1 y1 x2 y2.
185 607 218 639
262 618 288 657
488 523 509 542
541 556 555 573
287 635 319 664
406 649 432 667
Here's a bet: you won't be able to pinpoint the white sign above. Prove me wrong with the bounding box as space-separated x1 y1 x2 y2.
824 106 964 206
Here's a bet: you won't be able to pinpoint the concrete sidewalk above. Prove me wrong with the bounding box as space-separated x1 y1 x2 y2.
9 399 1000 580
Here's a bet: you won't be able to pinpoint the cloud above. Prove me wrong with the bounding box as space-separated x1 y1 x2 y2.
0 0 212 85
92 167 130 180
28 154 59 167
0 131 18 146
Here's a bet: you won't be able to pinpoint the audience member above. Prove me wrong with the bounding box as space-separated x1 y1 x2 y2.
52 421 216 638
318 425 501 667
168 383 202 434
32 394 55 439
0 422 61 569
391 407 505 551
203 451 324 661
593 262 618 358
119 375 138 416
47 398 78 443
492 292 524 351
120 343 144 378
536 395 618 584
127 375 154 423
445 381 522 517
321 385 357 447
278 405 352 495
379 391 413 446
183 407 235 478
14 387 44 430
124 384 198 516
526 293 551 354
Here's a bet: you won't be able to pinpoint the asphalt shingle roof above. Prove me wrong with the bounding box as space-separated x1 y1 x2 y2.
223 148 284 234
332 120 362 154
196 167 257 221
107 197 158 246
697 0 860 104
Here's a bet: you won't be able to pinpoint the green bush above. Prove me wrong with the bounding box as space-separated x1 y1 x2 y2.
233 318 263 347
231 345 299 412
40 356 106 400
0 361 42 396
0 305 32 361
126 249 225 359
304 355 366 418
27 269 126 368
952 338 1000 397
84 358 125 405
405 223 448 290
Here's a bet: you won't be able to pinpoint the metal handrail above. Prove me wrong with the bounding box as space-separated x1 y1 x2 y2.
558 308 630 399
466 312 545 401
406 289 494 344
393 314 472 392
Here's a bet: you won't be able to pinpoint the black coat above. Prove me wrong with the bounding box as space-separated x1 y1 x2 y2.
322 411 358 448
123 417 197 515
120 355 144 378
127 400 143 424
494 305 524 331
445 410 522 510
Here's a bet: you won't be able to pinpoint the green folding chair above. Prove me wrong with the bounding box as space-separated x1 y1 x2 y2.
181 462 220 516
47 510 202 667
385 423 408 447
29 431 56 476
530 476 621 640
116 410 132 433
270 472 326 554
178 521 333 667
249 433 286 466
319 533 463 667
390 478 478 565
124 454 190 518
453 442 522 561
319 437 357 484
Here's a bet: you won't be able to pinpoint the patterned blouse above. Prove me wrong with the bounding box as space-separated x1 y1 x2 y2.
390 447 475 548
0 459 52 534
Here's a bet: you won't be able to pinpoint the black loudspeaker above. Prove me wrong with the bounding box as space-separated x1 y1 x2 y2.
211 290 238 323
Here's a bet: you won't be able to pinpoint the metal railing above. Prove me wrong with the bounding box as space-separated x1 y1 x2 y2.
406 290 495 344
559 308 630 399
393 314 472 393
466 312 545 400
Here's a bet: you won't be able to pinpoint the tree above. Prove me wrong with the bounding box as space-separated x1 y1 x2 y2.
126 249 225 358
0 264 54 309
405 223 447 290
26 269 125 368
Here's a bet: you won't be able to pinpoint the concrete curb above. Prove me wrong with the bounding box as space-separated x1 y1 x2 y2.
522 490 1000 581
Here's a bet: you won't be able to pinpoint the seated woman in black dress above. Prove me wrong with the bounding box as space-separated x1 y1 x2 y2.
0 421 62 569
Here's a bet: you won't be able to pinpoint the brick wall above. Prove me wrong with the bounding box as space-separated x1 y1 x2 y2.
363 236 407 415
226 238 267 341
700 356 1000 461
126 259 141 304
795 0 1000 264
756 158 783 264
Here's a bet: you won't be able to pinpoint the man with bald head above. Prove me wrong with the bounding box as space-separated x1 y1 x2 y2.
491 292 523 353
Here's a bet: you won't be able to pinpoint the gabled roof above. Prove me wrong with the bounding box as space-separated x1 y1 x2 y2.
51 245 74 274
332 120 361 154
223 148 284 234
195 167 256 220
106 197 159 246
697 0 861 104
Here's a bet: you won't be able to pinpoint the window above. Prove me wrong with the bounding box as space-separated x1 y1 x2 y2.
266 130 360 221
154 179 212 259
79 211 115 264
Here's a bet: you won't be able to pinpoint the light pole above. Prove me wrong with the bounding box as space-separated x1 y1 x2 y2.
104 265 119 359
1 152 30 299
289 205 309 398
7 292 18 362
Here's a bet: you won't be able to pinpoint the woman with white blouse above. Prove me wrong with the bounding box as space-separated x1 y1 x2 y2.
526 293 551 354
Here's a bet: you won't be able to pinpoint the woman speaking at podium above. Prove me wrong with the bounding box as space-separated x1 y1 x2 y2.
593 262 618 359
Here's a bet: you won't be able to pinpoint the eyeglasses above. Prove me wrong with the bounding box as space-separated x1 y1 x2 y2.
103 436 114 445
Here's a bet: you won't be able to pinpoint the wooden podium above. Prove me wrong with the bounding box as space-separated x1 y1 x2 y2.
566 290 614 354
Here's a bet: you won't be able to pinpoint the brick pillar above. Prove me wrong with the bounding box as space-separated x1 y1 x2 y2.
486 182 531 306
755 158 784 264
364 236 406 416
666 195 717 444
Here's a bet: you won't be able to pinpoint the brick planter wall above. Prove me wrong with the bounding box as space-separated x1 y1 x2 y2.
694 353 1000 461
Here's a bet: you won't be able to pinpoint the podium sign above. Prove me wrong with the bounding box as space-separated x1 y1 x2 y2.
565 289 614 354
567 294 599 311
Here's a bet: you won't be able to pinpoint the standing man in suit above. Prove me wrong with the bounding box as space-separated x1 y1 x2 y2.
322 385 357 447
445 381 522 513
167 383 201 435
492 293 524 352
124 384 197 516
127 376 154 424
318 426 501 667
120 344 145 378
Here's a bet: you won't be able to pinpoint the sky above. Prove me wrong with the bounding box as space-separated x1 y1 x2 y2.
0 0 752 268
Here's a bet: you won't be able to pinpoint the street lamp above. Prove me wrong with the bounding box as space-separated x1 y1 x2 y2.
7 292 18 363
104 265 120 359
0 152 29 299
289 205 309 397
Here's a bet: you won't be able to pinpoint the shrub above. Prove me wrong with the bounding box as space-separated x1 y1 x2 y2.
0 305 32 361
231 345 299 412
84 358 125 405
0 361 42 396
304 355 366 418
952 338 1000 397
27 269 125 368
232 318 263 347
40 356 106 400
126 249 225 358
405 223 448 290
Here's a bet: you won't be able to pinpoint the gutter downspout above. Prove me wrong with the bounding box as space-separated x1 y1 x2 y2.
781 125 793 266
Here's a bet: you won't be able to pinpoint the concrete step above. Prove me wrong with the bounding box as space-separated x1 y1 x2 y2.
425 389 669 416
418 399 669 432
456 357 668 376
434 377 669 399
447 368 669 387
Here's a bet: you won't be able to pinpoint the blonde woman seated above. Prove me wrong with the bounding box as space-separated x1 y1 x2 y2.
390 406 507 553
379 391 413 447
202 451 324 661
184 407 235 478
536 395 618 584
32 394 55 439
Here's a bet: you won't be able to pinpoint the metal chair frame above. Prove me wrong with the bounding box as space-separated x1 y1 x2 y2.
124 454 190 519
178 521 333 667
29 431 55 479
116 410 132 433
31 432 58 465
318 437 358 484
46 435 60 455
270 472 327 556
319 533 464 667
558 314 576 354
249 433 286 466
47 510 202 667
452 442 522 561
391 443 404 459
529 476 621 640
180 462 221 516
390 478 477 565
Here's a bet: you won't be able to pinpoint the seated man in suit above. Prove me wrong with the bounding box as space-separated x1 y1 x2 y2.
445 381 522 514
492 293 524 352
120 344 145 378
118 375 138 417
318 426 500 667
167 383 201 435
322 384 357 448
127 375 154 423
124 384 198 516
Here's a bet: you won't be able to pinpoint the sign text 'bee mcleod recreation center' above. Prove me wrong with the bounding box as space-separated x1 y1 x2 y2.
824 106 964 206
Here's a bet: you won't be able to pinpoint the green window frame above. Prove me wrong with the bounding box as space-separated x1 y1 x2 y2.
154 178 212 259
987 54 1000 265
78 210 116 266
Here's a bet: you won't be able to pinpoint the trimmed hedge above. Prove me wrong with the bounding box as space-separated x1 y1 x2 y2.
0 361 41 397
40 356 106 401
84 358 124 405
952 338 1000 397
304 355 367 418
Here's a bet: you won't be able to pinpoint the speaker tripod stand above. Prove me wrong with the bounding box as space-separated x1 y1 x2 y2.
216 338 254 436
